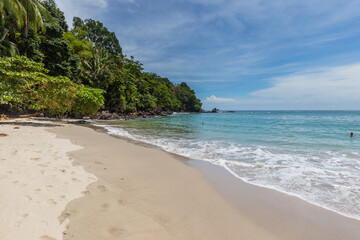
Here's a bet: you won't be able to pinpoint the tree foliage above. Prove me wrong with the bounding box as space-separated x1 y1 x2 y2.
0 56 104 115
39 0 72 77
0 0 52 37
0 1 201 116
72 17 122 56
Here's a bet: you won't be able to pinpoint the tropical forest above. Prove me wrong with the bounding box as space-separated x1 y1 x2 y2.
0 0 202 117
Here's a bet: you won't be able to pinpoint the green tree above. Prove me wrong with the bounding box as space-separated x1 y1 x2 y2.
0 39 18 56
73 17 122 56
0 0 52 38
72 87 105 115
82 49 113 89
0 56 78 114
0 8 202 116
175 82 202 112
8 29 44 61
38 0 71 77
0 56 104 115
64 31 93 59
0 0 52 58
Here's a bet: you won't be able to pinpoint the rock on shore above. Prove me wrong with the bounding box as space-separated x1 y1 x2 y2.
92 110 174 120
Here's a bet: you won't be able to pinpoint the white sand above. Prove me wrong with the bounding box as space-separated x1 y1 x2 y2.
0 120 96 240
2 119 359 240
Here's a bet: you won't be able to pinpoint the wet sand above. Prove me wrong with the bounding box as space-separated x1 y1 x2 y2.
1 119 359 239
54 124 360 240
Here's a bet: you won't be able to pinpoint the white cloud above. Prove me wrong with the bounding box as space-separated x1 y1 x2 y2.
247 63 360 109
205 95 236 103
56 0 108 9
55 0 136 26
87 0 108 8
55 0 105 26
118 0 137 3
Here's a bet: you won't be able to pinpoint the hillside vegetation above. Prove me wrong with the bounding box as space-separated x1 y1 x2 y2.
0 0 201 116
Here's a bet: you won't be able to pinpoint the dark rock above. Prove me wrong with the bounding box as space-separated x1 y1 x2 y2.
91 109 175 121
110 113 120 119
96 111 112 119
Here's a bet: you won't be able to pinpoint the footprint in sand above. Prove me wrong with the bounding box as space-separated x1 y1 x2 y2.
107 227 123 236
81 190 90 196
40 235 57 240
72 178 80 182
31 157 40 161
98 185 107 192
25 195 32 201
14 213 29 227
47 199 57 205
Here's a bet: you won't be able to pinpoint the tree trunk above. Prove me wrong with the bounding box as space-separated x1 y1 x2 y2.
0 29 9 41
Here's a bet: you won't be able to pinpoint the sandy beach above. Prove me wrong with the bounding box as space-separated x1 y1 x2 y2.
0 120 97 240
1 119 360 239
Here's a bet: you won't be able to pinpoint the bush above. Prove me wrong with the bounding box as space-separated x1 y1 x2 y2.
72 87 105 115
0 56 104 116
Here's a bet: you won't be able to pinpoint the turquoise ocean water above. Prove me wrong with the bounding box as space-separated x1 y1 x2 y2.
95 111 360 220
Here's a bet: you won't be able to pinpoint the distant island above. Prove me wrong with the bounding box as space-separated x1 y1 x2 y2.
0 0 202 118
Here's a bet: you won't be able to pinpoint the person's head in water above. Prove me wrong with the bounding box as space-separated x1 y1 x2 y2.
350 132 355 137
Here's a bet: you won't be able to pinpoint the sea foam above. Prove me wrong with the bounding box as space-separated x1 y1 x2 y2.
94 111 360 221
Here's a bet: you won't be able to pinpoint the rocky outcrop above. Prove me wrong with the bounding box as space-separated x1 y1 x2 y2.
92 110 174 120
202 108 219 113
0 114 9 121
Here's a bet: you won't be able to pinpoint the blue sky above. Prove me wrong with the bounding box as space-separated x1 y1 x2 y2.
56 0 360 110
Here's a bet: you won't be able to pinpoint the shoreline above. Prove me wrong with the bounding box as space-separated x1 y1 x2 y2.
190 160 360 240
1 118 360 239
93 121 360 222
53 123 278 239
92 122 360 232
55 122 360 239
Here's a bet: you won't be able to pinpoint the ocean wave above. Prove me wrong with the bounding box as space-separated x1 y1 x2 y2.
96 123 360 221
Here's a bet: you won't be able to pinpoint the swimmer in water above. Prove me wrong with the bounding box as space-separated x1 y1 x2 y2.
201 122 204 125
350 132 355 137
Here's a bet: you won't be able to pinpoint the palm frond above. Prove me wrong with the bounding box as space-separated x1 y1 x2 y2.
0 40 18 57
